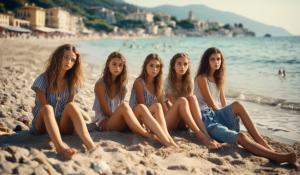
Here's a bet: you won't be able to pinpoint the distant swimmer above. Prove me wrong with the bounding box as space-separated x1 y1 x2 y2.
278 68 286 78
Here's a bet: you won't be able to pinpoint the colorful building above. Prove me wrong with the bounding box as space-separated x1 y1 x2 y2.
46 7 69 31
16 3 45 28
0 13 10 26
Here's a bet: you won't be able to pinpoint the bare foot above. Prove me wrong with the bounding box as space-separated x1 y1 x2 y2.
204 139 222 149
57 147 77 160
170 138 179 148
274 152 297 165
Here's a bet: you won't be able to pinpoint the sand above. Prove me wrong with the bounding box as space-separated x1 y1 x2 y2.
0 38 299 175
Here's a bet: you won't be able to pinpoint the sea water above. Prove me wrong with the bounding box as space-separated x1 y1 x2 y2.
79 36 300 142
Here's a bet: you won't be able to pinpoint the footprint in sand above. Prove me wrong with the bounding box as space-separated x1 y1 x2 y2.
167 165 188 171
207 157 225 165
104 147 119 152
230 159 246 165
212 167 229 174
127 144 143 152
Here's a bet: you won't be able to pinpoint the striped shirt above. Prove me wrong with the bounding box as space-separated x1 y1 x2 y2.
129 78 157 108
31 73 74 120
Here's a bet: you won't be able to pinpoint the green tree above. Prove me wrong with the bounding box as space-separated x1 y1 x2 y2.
115 19 145 29
84 18 114 32
153 15 162 22
223 23 232 30
171 16 178 22
0 3 5 13
177 20 194 29
2 0 27 10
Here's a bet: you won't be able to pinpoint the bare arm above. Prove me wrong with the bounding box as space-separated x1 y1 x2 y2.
36 90 48 106
220 86 226 107
133 79 146 104
67 93 75 102
197 76 219 111
166 93 176 105
94 81 112 117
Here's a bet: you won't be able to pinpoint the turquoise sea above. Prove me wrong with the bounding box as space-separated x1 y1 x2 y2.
79 36 300 142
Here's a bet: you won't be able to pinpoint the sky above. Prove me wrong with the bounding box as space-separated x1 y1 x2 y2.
125 0 299 35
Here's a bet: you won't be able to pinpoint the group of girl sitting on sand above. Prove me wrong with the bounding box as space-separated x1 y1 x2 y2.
29 44 296 164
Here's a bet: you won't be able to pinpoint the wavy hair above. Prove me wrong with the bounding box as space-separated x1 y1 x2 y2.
45 44 82 95
195 47 225 89
138 53 164 102
167 53 192 98
101 51 128 100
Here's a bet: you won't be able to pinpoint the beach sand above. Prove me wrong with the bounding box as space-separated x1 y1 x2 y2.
0 38 299 175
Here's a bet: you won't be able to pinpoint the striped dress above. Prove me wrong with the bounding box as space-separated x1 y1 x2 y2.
93 80 126 123
31 73 73 120
129 78 157 108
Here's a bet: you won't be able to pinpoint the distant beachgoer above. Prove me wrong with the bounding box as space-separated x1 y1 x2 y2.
278 68 286 78
31 44 95 160
93 52 173 147
129 53 177 147
164 53 221 149
282 69 286 77
194 47 296 164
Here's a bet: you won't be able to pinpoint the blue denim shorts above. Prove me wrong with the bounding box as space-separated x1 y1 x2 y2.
201 105 240 144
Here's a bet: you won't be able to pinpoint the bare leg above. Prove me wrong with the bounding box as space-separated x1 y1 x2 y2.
165 97 220 149
134 104 174 147
149 103 178 147
59 102 95 150
187 95 221 147
187 96 213 138
105 103 151 138
232 101 272 150
237 133 296 164
34 105 75 160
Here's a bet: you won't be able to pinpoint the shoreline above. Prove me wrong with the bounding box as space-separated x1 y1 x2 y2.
0 38 299 174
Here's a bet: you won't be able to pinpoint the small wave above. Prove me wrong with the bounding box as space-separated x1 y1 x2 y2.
281 102 300 111
253 59 300 65
227 93 300 111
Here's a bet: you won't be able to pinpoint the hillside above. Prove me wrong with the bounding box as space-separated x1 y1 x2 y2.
146 4 291 36
0 0 138 32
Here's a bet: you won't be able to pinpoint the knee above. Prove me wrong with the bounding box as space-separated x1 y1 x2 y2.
135 104 147 113
65 102 78 109
42 105 54 114
232 101 243 108
152 103 162 111
177 97 188 106
187 95 197 102
120 102 131 112
237 132 248 142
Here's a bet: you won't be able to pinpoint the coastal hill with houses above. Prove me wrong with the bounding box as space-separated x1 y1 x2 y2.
0 0 255 38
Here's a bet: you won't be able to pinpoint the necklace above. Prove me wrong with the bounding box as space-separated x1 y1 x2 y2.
54 92 61 115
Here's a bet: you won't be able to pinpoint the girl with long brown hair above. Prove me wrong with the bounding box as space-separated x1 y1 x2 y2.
31 44 95 160
195 47 296 164
93 52 174 147
129 53 177 147
165 53 221 149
